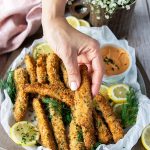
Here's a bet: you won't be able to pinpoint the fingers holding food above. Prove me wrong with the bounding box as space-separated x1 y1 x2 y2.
25 55 37 83
33 98 56 150
36 55 47 84
94 95 124 143
13 68 28 122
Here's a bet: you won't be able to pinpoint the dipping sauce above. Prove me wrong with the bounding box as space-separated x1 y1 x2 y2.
100 45 130 76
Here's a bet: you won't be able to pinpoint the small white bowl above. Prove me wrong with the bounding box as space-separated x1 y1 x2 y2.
100 44 132 84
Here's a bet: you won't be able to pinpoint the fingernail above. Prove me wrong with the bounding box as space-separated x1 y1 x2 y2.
70 82 78 91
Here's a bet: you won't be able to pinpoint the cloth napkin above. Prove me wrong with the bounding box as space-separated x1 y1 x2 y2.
0 0 42 55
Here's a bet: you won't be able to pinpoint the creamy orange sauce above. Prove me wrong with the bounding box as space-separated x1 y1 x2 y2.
100 45 130 76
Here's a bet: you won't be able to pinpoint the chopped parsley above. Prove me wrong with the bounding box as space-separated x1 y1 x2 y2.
103 56 120 70
104 56 114 64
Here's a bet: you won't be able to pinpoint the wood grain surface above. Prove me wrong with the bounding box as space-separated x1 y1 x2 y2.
0 0 150 149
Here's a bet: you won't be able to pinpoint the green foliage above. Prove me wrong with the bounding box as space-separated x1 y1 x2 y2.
77 129 83 142
0 71 16 104
121 87 139 128
43 98 62 114
91 142 101 150
42 98 72 126
61 102 72 126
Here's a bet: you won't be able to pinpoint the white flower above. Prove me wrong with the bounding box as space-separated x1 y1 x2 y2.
68 1 72 5
85 0 134 18
96 16 101 20
105 15 110 19
126 5 130 10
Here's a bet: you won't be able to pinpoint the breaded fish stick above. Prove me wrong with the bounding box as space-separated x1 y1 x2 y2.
60 62 69 88
94 95 124 143
74 65 93 126
82 125 95 150
46 53 64 86
13 68 28 122
93 111 112 144
25 55 36 83
74 65 95 149
49 100 69 150
69 120 85 150
36 55 47 84
24 83 74 106
33 98 56 150
69 107 85 150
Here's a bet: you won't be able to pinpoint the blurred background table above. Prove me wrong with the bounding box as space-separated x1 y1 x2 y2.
0 0 150 149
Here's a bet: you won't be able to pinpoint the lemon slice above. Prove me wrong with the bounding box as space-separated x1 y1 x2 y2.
100 85 109 100
108 84 129 103
141 124 150 150
10 121 39 146
66 16 80 28
79 19 90 27
33 43 54 59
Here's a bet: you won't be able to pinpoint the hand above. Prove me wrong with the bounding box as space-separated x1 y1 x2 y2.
42 17 104 96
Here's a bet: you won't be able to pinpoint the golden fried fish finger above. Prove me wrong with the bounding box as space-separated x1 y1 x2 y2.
49 100 69 150
13 68 28 122
81 124 95 150
74 65 95 149
33 98 56 150
46 53 64 86
24 83 74 106
94 95 124 143
69 120 85 150
25 55 36 83
36 55 47 84
93 111 112 144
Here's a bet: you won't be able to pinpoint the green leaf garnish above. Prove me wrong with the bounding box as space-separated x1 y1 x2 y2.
121 87 139 128
43 98 62 115
0 71 16 104
42 98 72 126
91 142 101 150
61 103 72 126
77 129 83 142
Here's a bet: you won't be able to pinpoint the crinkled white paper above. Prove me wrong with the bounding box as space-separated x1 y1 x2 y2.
1 26 150 150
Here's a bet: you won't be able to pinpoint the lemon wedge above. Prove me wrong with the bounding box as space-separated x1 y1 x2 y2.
79 19 90 27
66 16 80 28
10 121 39 146
108 84 129 103
141 124 150 150
33 43 54 59
100 85 109 100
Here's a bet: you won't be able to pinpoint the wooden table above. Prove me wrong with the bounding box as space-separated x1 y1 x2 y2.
0 0 149 149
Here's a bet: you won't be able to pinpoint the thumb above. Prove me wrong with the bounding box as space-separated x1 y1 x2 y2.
62 55 81 91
